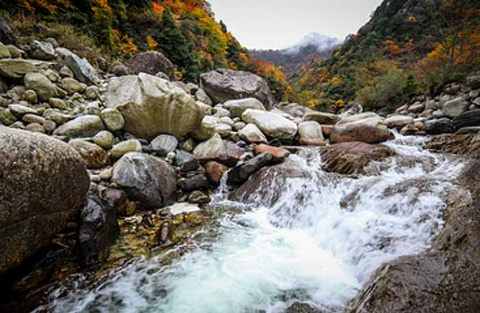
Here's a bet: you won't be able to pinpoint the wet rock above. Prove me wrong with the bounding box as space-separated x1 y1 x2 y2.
302 111 340 125
107 73 203 139
99 188 128 216
426 133 480 159
223 98 266 117
238 123 268 144
69 140 108 169
174 150 199 172
298 121 325 146
242 109 298 141
110 139 142 159
112 152 177 209
400 123 418 136
24 72 58 101
254 144 290 163
0 59 36 79
193 134 244 166
453 110 480 130
178 174 210 192
128 51 174 80
200 68 274 108
187 190 211 205
331 113 390 144
28 40 56 61
0 127 89 274
79 193 119 266
321 142 394 175
151 134 178 157
205 161 229 184
423 118 455 135
53 115 104 137
64 53 100 85
227 152 273 185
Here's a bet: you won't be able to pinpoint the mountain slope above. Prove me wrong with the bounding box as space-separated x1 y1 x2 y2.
290 0 480 111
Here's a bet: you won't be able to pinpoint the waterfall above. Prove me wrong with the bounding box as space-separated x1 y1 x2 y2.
36 135 465 313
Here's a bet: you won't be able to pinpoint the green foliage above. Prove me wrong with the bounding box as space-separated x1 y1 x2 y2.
356 69 407 110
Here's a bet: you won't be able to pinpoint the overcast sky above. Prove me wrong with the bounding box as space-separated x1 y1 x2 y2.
208 0 383 49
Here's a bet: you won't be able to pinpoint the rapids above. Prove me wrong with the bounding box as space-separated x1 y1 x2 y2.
35 134 465 313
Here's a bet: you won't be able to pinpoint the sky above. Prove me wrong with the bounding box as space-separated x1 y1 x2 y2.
208 0 383 50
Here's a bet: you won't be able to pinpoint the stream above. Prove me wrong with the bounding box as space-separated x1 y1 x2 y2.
35 134 465 313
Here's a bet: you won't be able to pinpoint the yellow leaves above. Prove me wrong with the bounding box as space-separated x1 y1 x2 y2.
329 99 345 107
151 1 164 16
331 76 341 85
307 100 316 109
407 15 416 21
113 30 137 55
146 35 158 51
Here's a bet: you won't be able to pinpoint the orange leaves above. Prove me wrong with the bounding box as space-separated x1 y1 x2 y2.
16 0 74 14
331 76 341 85
146 35 158 51
407 15 416 21
151 1 164 16
383 40 401 56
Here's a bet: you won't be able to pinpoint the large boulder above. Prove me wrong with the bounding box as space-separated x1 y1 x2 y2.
0 59 36 79
28 40 56 61
128 51 174 80
453 110 480 130
442 97 469 118
65 53 100 85
238 123 268 144
53 115 105 137
24 72 58 101
0 127 89 274
302 111 340 125
111 152 177 209
227 152 273 185
298 121 325 146
223 98 266 117
330 113 390 144
321 142 394 175
200 69 274 109
242 109 298 141
384 115 414 129
193 133 244 166
424 118 455 135
107 73 204 140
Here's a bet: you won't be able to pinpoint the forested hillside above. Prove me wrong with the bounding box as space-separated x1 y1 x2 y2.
0 0 291 99
290 0 480 111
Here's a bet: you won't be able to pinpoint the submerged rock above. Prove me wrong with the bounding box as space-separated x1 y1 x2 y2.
0 127 89 274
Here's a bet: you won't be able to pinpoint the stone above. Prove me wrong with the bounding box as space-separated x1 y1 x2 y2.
0 127 89 273
49 97 67 110
179 138 195 152
200 69 274 109
59 65 74 78
238 123 268 144
0 108 16 125
192 115 232 140
128 51 174 80
24 72 58 101
151 134 178 157
193 134 244 166
385 115 414 129
298 121 324 146
85 86 100 100
53 115 105 137
424 118 455 135
42 119 56 133
0 59 36 79
330 113 390 144
69 140 109 169
408 102 425 113
0 19 17 45
110 139 142 159
28 40 56 61
242 109 298 141
107 73 204 139
187 191 211 205
43 109 71 124
195 88 212 105
443 97 469 118
205 161 228 184
111 152 177 209
178 174 210 192
22 113 45 124
213 106 231 117
227 152 273 185
8 104 37 117
174 150 199 172
93 130 115 149
223 98 266 117
100 108 124 132
321 142 394 175
400 123 419 135
60 77 86 95
302 111 340 125
25 122 45 133
65 53 100 85
23 89 38 104
254 144 290 164
112 63 129 77
466 75 480 89
0 43 11 59
79 193 119 266
453 110 480 130
5 45 21 58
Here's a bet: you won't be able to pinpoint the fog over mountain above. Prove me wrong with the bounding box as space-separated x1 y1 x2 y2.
282 32 343 54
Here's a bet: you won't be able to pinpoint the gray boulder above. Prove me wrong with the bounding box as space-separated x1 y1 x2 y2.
193 133 244 166
223 98 266 117
302 111 340 125
112 152 177 209
238 123 268 144
227 152 273 185
242 109 297 141
443 97 469 118
53 115 105 137
128 51 174 80
28 40 56 61
0 59 36 79
424 118 455 135
0 127 89 274
151 134 178 156
174 150 199 172
200 69 274 109
24 72 58 101
331 113 390 144
65 53 100 85
107 73 204 139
